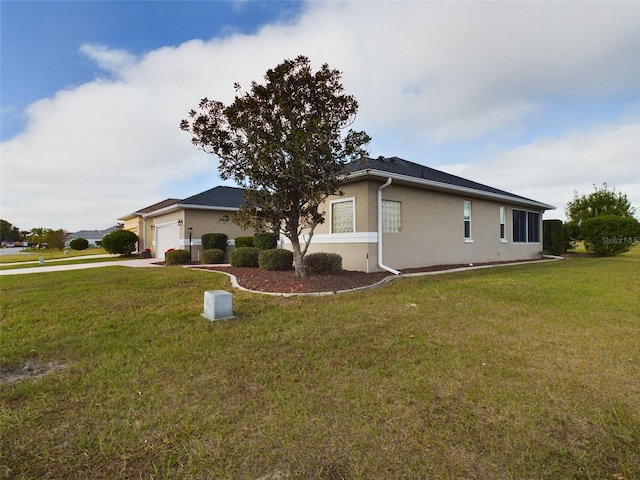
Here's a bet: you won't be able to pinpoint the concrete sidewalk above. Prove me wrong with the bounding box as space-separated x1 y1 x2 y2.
0 257 162 276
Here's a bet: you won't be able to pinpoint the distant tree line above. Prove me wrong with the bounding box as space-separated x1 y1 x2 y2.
0 219 69 250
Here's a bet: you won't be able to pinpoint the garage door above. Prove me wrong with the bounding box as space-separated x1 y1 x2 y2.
155 224 180 260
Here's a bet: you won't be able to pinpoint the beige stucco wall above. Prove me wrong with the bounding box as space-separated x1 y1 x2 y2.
121 216 145 252
289 179 545 272
145 208 253 259
184 209 253 260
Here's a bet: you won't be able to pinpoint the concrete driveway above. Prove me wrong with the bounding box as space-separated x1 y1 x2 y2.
0 256 162 276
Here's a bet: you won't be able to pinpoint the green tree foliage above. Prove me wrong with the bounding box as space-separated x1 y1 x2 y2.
27 227 47 248
565 184 636 241
581 215 640 256
69 238 89 251
181 55 371 276
43 229 67 251
102 230 138 256
0 219 22 243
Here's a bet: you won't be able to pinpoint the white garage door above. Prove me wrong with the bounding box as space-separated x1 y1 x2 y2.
155 224 180 260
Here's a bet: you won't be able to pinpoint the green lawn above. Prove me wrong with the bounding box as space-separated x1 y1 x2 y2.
1 248 639 479
0 248 109 264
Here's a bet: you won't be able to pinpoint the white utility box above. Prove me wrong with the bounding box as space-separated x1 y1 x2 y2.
202 290 234 321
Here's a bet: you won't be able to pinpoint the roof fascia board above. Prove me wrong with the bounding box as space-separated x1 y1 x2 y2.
143 203 240 218
345 169 555 210
117 213 142 221
176 204 240 212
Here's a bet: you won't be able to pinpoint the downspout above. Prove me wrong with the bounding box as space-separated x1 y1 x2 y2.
378 178 400 275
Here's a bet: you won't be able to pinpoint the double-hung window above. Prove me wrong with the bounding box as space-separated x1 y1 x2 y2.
499 206 507 242
512 209 541 243
463 200 472 241
331 198 355 233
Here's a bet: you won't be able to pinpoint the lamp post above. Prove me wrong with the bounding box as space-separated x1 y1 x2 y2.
187 227 193 261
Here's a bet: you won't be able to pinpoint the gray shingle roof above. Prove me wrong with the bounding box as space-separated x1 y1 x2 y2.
180 186 245 209
346 156 554 209
137 198 182 214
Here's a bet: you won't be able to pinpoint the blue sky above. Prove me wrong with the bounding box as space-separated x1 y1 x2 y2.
1 0 639 231
1 1 301 140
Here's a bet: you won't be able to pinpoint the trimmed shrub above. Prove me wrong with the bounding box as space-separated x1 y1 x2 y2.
202 233 228 251
254 233 278 250
201 248 225 264
304 252 342 274
543 220 564 256
228 247 260 267
258 249 293 271
581 215 640 256
165 249 191 265
234 236 254 248
69 238 89 251
102 230 138 256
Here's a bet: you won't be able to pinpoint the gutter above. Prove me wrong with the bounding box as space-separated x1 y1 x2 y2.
378 178 401 275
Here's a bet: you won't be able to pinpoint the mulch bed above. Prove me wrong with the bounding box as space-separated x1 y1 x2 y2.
192 259 544 294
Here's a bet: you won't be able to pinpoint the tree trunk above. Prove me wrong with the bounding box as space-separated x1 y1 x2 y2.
290 236 307 277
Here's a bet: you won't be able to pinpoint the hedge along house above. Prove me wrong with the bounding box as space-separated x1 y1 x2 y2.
283 156 555 273
119 186 251 261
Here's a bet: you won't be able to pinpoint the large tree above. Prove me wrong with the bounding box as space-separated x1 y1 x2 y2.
565 183 636 239
564 183 639 254
180 55 371 276
566 183 635 226
0 219 22 243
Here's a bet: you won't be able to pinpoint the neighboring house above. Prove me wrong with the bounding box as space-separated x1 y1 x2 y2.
119 198 182 253
282 156 555 273
120 186 251 261
68 227 119 247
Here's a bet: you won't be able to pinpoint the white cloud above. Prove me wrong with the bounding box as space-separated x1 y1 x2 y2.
1 1 638 231
442 122 640 220
79 44 137 76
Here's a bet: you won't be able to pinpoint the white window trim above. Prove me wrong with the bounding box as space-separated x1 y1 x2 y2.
500 206 508 243
329 197 356 234
464 200 473 242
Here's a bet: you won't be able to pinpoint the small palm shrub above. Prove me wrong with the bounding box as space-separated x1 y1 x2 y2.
165 249 191 265
201 248 225 264
234 236 254 248
304 252 342 274
69 238 89 251
228 247 260 267
202 233 228 251
258 249 293 271
254 233 278 250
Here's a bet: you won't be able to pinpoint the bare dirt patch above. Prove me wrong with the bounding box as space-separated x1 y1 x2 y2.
0 361 66 384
